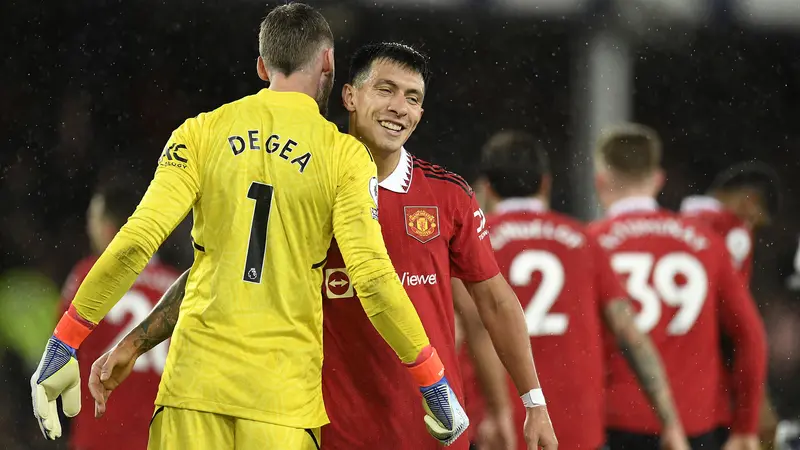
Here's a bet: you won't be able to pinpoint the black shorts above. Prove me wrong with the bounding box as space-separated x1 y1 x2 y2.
606 427 730 450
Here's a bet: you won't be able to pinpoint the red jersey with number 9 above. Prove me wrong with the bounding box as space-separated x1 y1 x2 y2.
462 198 627 450
587 197 766 436
320 149 499 450
680 195 753 287
60 256 179 450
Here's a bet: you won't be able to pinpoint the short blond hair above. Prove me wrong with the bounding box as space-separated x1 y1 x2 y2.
595 123 662 180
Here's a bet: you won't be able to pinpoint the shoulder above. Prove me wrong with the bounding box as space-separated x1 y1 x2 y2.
411 155 472 198
337 133 373 161
585 217 611 236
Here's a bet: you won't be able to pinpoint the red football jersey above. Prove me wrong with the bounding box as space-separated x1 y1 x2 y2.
320 149 499 450
587 197 767 436
60 256 179 450
460 198 628 449
680 195 753 286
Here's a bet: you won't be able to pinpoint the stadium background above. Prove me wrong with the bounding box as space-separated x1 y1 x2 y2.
1 0 799 447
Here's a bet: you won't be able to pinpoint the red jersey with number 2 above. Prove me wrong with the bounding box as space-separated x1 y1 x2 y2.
320 148 499 450
60 256 179 450
587 197 766 436
461 198 627 449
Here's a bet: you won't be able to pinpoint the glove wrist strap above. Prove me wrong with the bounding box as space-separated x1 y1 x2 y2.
521 388 546 408
405 346 445 388
53 305 96 349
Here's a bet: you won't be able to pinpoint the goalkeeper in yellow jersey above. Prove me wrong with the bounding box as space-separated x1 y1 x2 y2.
29 3 465 449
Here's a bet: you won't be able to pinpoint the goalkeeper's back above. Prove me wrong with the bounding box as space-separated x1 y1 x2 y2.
152 88 404 428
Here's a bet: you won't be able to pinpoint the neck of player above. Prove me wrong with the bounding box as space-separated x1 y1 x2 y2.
267 73 320 103
365 142 403 183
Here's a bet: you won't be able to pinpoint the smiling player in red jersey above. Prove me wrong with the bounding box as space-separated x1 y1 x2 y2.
60 179 179 450
587 123 768 450
458 130 689 450
679 162 782 447
319 43 555 450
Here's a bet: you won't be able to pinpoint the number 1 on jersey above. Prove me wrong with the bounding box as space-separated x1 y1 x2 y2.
243 182 274 283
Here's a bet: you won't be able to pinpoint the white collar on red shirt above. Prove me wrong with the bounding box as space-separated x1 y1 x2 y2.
495 198 547 214
379 147 413 194
606 196 659 217
679 195 723 213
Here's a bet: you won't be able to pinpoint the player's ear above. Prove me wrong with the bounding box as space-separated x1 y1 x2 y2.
342 83 357 112
651 168 666 194
540 174 552 199
322 48 334 76
256 57 269 83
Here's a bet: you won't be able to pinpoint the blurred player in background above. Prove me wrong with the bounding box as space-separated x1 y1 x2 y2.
459 130 689 450
680 162 782 448
61 178 179 450
31 4 458 449
86 42 559 450
680 161 779 288
588 123 768 450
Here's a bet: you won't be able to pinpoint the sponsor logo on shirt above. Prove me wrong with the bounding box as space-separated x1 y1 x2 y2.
405 206 440 243
158 143 189 169
400 272 438 286
325 268 354 299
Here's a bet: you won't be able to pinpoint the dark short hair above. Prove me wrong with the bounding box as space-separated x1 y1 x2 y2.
481 130 550 198
349 42 430 89
258 3 333 76
94 178 144 229
596 123 662 179
709 161 781 215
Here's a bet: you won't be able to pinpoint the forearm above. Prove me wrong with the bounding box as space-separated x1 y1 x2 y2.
730 327 768 433
604 299 680 427
360 272 430 364
124 269 189 358
466 274 539 394
453 278 511 416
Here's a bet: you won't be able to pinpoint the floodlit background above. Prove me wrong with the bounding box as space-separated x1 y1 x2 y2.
2 0 800 447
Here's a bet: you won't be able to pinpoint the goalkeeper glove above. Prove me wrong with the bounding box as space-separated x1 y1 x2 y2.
31 306 94 439
406 346 469 446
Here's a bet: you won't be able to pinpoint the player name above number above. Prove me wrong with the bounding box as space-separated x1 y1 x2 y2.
227 131 312 174
490 220 584 251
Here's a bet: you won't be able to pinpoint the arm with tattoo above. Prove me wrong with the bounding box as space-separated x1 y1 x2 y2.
603 299 681 428
127 269 189 358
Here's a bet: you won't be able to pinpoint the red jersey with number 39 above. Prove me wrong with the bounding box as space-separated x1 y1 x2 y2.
587 197 767 436
60 256 179 450
463 198 628 450
320 149 499 450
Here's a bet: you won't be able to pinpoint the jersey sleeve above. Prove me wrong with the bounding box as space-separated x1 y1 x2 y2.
70 117 203 324
331 137 429 364
715 247 767 434
449 189 499 282
589 234 627 308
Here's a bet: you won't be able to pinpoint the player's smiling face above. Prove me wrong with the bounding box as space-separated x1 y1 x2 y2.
343 59 425 155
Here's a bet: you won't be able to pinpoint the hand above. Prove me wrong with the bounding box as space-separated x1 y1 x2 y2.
477 411 516 450
30 336 81 440
722 434 760 450
420 376 470 446
523 406 557 450
88 342 139 418
660 423 690 450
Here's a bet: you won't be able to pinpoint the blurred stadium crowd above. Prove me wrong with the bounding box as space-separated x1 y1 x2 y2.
2 0 800 448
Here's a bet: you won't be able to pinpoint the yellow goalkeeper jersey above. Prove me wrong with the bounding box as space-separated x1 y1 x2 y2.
67 89 429 428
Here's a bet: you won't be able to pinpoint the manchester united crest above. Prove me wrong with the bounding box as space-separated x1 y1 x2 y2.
405 206 440 243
